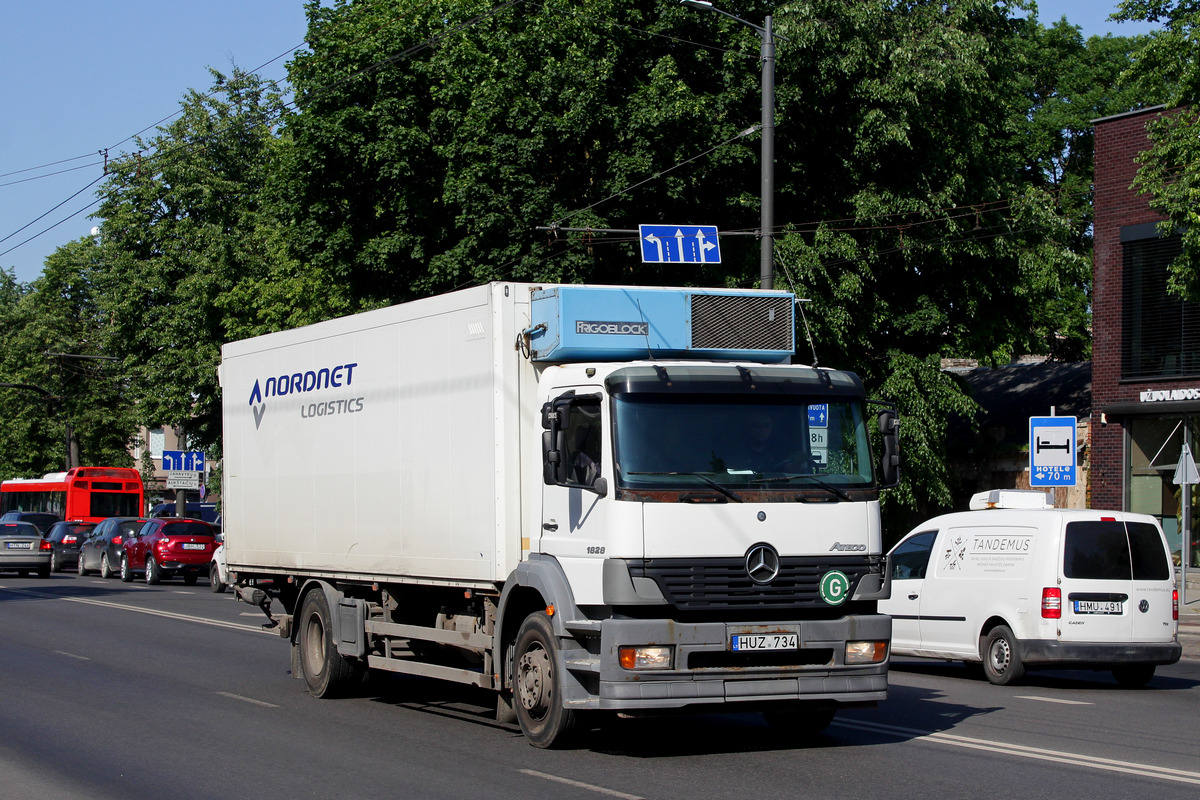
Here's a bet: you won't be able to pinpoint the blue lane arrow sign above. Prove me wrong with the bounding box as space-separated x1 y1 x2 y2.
639 224 721 264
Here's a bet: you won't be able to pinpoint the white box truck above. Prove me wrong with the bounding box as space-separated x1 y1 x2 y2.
219 282 900 747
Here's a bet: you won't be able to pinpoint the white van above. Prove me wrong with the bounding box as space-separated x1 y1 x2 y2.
881 490 1182 686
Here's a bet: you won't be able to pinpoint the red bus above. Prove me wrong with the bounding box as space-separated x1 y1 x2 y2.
0 467 144 523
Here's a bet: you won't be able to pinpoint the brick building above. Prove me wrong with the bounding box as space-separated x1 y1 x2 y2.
1092 106 1199 565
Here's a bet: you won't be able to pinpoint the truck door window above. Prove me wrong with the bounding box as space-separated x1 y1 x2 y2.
564 399 602 487
890 531 936 579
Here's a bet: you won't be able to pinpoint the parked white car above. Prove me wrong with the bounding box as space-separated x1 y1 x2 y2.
210 543 229 593
880 490 1182 686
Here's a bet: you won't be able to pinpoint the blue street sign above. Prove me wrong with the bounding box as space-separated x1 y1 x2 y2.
808 404 828 427
1029 416 1076 487
639 224 721 264
162 450 205 472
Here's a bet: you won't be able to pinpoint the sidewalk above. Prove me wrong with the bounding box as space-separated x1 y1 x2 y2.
1176 568 1200 661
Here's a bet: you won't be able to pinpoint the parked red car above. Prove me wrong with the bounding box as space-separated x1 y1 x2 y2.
120 517 218 585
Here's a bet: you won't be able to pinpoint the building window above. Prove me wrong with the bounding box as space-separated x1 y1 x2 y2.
1122 234 1198 380
149 428 165 460
1128 415 1199 565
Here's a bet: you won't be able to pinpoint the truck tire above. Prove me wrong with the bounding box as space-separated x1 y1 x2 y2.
513 612 576 748
297 589 359 698
982 625 1025 685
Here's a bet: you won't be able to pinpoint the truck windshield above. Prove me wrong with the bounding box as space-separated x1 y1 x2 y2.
608 365 876 498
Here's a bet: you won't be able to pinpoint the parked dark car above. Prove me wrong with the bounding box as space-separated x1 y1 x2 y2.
121 517 219 585
0 511 62 535
78 517 149 578
0 520 52 578
44 521 95 572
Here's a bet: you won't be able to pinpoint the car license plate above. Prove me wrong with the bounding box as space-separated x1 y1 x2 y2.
1074 600 1122 614
731 633 798 652
181 542 206 550
5 541 33 550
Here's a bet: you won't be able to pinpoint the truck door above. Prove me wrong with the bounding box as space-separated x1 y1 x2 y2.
539 393 611 568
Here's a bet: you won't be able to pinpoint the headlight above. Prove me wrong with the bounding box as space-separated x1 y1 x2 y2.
618 645 673 670
845 641 888 664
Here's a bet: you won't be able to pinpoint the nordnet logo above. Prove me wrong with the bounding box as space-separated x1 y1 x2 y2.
575 320 649 336
248 362 359 430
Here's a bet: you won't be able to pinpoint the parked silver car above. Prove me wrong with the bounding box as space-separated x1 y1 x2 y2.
0 520 52 578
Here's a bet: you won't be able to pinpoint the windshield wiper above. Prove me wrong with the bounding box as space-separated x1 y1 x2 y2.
626 471 744 503
747 473 852 501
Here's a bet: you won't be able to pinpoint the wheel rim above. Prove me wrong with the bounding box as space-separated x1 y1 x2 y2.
517 643 552 721
145 557 153 583
303 613 326 678
101 554 108 576
989 637 1011 674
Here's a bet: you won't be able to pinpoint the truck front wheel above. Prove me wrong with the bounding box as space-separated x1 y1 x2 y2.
513 612 576 748
298 589 359 698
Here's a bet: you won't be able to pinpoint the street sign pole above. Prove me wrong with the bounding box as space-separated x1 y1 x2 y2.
1174 443 1199 607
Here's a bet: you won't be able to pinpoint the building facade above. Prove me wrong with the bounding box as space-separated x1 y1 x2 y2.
1092 106 1199 565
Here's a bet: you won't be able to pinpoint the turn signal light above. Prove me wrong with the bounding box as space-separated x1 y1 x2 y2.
1173 589 1179 621
618 646 673 670
1042 587 1062 619
845 641 888 664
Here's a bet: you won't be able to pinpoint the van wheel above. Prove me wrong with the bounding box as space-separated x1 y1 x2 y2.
297 589 360 698
1112 665 1155 688
982 626 1025 685
513 612 576 748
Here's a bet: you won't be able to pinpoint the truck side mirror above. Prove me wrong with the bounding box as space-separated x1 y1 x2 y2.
877 409 900 489
542 430 565 485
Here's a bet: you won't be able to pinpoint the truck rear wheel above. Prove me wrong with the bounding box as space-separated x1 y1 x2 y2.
513 612 576 748
297 589 359 698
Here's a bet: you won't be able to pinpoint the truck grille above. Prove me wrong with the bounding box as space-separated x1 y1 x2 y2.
690 293 793 352
630 556 874 611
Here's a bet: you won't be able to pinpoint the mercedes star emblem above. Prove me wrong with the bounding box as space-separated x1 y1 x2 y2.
745 543 781 585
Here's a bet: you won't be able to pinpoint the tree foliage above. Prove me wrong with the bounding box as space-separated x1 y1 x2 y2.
1115 0 1200 300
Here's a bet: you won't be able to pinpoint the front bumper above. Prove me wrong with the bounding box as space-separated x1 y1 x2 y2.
562 614 891 711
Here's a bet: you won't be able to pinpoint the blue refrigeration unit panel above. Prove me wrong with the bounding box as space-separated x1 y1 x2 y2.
527 285 795 364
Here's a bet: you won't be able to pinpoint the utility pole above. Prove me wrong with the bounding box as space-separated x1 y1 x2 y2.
681 1 779 289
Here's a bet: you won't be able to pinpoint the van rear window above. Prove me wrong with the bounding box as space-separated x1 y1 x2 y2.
1063 520 1170 581
1127 522 1170 580
1064 521 1131 580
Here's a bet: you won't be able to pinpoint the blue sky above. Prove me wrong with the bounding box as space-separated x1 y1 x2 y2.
0 1 1164 286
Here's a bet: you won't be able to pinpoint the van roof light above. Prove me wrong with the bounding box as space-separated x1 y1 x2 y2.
968 489 1054 510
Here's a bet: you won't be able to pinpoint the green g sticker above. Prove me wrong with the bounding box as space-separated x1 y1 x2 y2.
820 570 850 606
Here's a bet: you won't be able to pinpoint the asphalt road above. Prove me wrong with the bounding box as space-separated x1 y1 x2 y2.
2 574 1198 800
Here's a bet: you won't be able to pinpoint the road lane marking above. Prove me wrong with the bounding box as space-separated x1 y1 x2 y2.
1014 695 1093 705
53 650 89 660
0 584 271 634
216 692 279 708
518 769 644 800
834 719 1200 786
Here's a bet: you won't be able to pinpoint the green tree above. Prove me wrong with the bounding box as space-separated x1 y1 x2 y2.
0 244 139 477
92 68 321 453
1114 0 1200 300
278 0 1133 535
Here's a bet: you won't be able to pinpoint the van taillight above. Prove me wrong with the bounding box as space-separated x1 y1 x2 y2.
1042 587 1062 619
1173 589 1179 621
